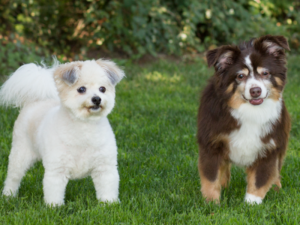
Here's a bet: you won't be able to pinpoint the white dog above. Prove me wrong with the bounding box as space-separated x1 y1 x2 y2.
0 59 124 206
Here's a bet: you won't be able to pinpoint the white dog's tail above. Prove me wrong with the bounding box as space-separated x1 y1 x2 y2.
0 61 60 108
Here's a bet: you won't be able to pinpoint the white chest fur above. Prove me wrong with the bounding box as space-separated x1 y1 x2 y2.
36 106 117 179
228 99 282 167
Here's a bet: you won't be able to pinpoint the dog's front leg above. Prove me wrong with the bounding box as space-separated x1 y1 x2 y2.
43 171 69 206
91 165 119 203
245 151 279 204
198 151 229 203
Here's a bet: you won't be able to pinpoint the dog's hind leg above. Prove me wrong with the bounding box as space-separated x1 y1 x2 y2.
2 139 38 197
91 165 120 203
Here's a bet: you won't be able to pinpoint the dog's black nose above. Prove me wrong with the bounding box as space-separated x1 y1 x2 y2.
250 87 262 98
91 96 101 105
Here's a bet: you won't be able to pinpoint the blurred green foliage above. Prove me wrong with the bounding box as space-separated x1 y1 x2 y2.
0 0 299 68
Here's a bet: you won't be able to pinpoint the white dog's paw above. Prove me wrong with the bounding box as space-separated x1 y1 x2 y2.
44 199 64 207
100 197 120 204
244 193 263 205
2 189 17 197
45 202 64 207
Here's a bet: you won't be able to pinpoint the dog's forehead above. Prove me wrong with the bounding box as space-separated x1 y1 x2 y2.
240 46 276 71
80 62 111 84
239 51 266 73
81 62 106 77
227 55 250 74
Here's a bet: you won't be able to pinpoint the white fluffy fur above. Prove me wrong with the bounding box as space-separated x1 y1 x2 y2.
229 99 282 167
244 55 254 77
0 62 59 107
245 193 263 204
0 59 124 206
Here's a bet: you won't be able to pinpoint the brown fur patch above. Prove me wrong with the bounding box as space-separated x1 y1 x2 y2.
198 150 220 182
198 134 230 182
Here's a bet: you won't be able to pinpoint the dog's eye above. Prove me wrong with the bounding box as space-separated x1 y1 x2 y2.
77 86 86 93
237 74 245 80
262 71 269 76
99 86 106 93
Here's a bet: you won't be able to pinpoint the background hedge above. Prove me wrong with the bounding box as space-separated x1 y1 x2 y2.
0 0 299 73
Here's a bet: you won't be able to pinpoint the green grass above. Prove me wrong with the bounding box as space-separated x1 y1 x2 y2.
0 56 300 224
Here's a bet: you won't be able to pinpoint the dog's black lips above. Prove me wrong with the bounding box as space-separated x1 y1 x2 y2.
89 105 101 110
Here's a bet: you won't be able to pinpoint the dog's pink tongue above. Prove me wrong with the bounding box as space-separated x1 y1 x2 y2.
249 98 263 105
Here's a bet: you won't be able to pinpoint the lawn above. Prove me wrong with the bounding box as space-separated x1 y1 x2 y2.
0 56 300 224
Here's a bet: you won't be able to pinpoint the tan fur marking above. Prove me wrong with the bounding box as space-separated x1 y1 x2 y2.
220 162 231 188
274 157 282 192
274 77 283 86
263 41 283 51
226 83 234 94
263 41 273 47
211 134 229 149
273 177 282 192
199 147 231 203
269 87 281 101
246 162 279 199
221 52 233 59
237 68 249 76
256 67 268 75
228 89 246 109
199 170 221 203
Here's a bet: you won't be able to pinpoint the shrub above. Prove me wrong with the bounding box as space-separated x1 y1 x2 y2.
0 0 299 60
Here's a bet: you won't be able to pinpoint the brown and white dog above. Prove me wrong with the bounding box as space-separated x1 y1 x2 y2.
197 35 291 204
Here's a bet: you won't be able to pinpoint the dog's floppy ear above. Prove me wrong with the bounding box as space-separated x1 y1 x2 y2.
206 45 241 71
96 59 125 85
254 35 290 57
54 62 82 86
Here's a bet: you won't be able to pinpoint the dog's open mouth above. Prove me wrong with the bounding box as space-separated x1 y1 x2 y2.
242 92 268 106
88 105 102 111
